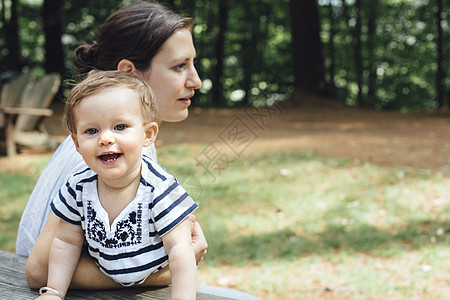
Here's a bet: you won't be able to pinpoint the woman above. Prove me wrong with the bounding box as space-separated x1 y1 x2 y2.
19 1 205 290
20 4 259 298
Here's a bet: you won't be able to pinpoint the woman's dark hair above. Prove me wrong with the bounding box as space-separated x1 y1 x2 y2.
73 2 193 74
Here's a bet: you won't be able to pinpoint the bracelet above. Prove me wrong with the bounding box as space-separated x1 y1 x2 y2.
39 287 65 300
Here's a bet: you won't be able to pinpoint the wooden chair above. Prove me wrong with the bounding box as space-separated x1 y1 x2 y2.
0 73 60 157
0 73 34 127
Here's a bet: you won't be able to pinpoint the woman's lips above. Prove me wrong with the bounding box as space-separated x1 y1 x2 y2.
178 99 191 106
178 96 192 106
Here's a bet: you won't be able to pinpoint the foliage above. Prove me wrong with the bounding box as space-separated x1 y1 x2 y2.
0 0 448 110
189 0 294 106
319 0 449 110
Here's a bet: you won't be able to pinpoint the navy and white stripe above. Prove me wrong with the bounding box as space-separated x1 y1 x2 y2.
50 156 197 286
16 137 157 257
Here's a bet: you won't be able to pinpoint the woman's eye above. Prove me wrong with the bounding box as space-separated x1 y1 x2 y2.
115 124 127 131
175 63 186 71
86 128 98 135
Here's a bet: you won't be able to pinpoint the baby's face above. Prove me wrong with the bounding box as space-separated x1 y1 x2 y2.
71 87 150 182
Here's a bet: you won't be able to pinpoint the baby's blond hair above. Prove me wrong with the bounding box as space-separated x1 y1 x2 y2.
63 70 157 133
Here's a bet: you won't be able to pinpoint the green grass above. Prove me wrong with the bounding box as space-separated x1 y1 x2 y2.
0 155 51 251
1 147 449 299
157 146 450 299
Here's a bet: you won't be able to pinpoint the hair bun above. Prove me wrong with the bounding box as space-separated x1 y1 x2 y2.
73 43 99 74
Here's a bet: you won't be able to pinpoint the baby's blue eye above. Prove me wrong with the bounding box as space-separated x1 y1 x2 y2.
115 124 127 131
86 128 98 135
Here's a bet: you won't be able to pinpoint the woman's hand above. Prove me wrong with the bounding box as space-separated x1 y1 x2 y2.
188 215 207 263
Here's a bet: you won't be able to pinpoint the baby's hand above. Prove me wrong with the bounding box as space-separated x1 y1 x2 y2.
35 295 62 300
36 288 65 300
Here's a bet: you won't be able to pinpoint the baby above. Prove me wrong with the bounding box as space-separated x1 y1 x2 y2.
36 70 198 300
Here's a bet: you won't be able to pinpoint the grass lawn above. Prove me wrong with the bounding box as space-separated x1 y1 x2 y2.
0 145 449 299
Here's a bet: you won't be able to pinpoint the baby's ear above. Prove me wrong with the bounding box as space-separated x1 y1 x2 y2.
143 122 159 147
71 132 81 153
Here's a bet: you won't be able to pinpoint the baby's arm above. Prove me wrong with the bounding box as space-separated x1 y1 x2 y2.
162 218 197 300
36 219 84 299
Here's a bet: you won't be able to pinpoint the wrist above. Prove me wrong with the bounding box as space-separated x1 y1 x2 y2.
39 295 62 299
39 287 65 300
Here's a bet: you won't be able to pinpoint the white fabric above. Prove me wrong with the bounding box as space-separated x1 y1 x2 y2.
16 135 157 257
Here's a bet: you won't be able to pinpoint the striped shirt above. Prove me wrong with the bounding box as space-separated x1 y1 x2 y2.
16 135 157 257
51 155 197 286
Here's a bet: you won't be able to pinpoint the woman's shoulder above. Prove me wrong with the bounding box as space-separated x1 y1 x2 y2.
46 135 85 171
50 138 93 183
27 136 87 200
142 143 157 161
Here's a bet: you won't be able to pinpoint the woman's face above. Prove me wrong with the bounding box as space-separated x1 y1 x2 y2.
140 29 202 123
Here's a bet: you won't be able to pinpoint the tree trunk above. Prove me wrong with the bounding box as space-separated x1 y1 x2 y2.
43 0 64 74
366 0 378 106
211 0 228 106
2 0 20 72
161 0 175 10
289 0 325 104
327 1 336 95
241 3 257 106
354 0 363 107
340 0 351 101
436 0 445 108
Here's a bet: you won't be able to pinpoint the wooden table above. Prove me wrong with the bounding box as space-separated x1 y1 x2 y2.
0 250 231 299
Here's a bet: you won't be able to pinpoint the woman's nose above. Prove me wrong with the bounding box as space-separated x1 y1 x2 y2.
186 66 202 90
98 132 115 146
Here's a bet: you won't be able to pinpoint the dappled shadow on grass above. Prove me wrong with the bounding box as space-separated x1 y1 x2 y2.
207 218 450 264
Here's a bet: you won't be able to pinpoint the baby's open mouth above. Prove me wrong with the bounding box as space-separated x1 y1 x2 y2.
98 153 122 162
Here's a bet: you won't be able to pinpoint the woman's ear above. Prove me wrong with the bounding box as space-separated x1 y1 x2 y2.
143 122 159 147
117 59 137 74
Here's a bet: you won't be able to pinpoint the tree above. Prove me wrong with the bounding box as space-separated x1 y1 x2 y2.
289 0 326 104
353 0 363 106
160 0 175 10
366 0 378 105
43 0 64 75
211 0 228 106
1 0 448 110
1 0 20 72
326 1 337 95
240 0 268 106
436 0 445 108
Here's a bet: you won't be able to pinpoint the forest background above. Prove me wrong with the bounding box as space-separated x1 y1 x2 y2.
0 0 449 111
1 1 450 299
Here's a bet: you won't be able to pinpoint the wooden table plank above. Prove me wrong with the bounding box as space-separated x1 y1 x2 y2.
0 251 231 299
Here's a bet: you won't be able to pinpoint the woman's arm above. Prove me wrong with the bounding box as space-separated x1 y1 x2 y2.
26 213 206 290
162 218 197 300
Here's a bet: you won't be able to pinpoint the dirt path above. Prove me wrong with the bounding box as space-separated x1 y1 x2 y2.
155 100 450 175
4 99 450 175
